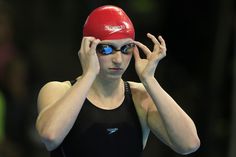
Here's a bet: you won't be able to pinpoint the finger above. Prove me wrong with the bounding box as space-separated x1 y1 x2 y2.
157 45 167 59
133 46 141 62
84 36 96 53
133 41 151 56
159 45 167 53
79 37 86 54
147 33 160 45
89 39 100 55
147 33 165 53
158 36 167 52
158 35 166 48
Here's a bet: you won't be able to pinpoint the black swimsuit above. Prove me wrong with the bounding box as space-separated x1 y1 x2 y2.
50 81 143 157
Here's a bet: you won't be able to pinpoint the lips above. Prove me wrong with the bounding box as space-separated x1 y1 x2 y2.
109 67 123 71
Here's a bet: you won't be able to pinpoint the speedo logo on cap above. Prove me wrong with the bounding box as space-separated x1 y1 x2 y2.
105 25 126 32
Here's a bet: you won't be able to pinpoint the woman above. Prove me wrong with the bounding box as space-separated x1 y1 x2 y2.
36 5 200 157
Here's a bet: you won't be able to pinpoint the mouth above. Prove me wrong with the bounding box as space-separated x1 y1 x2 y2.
109 67 123 71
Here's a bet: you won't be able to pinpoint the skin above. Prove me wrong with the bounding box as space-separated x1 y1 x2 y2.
36 33 200 154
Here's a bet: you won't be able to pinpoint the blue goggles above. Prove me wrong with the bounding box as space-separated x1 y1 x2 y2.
96 43 135 55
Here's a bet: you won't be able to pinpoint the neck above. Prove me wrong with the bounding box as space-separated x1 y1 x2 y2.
91 76 123 97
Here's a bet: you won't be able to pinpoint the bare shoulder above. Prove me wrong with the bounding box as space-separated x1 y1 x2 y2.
127 81 150 111
37 81 72 112
127 81 144 90
38 81 71 96
127 81 146 94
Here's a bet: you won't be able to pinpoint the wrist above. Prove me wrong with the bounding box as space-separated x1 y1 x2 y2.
140 75 155 86
82 71 97 80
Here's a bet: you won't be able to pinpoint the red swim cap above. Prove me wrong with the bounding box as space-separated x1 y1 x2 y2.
83 5 135 40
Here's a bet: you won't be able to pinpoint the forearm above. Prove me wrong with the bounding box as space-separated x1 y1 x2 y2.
36 73 96 150
142 76 200 154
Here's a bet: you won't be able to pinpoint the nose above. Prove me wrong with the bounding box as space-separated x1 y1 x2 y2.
112 51 123 65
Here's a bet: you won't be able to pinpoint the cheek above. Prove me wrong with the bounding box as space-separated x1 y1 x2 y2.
124 54 132 63
98 56 110 61
122 55 132 69
97 56 110 68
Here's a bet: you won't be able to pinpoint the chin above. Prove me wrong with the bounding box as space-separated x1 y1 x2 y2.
99 73 123 80
106 74 122 80
98 70 126 80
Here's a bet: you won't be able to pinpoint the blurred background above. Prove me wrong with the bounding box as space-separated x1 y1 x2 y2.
0 0 235 157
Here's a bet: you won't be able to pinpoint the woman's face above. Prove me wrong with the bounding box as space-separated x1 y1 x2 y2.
96 38 134 80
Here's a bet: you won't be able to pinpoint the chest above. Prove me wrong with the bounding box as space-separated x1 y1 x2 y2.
57 97 143 157
72 98 142 137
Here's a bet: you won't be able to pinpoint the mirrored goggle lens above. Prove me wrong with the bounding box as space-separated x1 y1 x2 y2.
120 43 135 54
96 43 135 55
96 45 113 55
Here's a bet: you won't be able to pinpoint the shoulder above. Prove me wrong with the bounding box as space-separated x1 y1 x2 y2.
127 81 143 90
127 81 150 111
37 80 72 112
127 81 147 96
39 81 72 95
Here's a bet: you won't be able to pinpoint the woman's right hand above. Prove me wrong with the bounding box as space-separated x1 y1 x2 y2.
78 37 101 76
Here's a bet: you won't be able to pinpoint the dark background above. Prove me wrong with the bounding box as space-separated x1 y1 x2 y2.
0 0 235 157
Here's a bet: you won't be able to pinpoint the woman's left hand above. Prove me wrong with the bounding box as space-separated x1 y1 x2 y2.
133 33 167 81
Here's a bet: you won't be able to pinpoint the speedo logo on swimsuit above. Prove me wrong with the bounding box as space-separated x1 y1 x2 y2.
106 128 119 135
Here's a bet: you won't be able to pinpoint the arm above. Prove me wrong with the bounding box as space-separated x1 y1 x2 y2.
36 37 100 151
133 33 200 154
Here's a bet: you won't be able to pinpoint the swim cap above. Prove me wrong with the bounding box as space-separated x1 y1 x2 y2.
83 5 135 40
